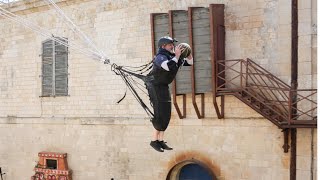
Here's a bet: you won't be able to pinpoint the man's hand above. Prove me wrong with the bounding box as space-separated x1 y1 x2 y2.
186 53 193 60
174 44 184 59
185 53 193 65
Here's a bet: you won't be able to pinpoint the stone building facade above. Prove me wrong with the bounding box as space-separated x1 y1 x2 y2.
0 0 317 179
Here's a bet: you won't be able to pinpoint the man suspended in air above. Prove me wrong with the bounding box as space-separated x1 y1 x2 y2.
146 36 193 152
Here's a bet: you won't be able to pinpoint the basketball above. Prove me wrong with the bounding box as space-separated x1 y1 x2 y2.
179 43 192 59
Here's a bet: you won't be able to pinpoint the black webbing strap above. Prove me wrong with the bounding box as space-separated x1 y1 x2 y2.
111 64 154 118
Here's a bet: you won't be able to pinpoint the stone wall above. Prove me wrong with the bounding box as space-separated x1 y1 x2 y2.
0 0 317 179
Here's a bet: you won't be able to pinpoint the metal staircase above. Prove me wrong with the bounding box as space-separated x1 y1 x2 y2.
214 58 317 128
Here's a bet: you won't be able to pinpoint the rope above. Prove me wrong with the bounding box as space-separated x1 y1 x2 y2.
45 0 106 59
0 7 106 62
0 2 154 118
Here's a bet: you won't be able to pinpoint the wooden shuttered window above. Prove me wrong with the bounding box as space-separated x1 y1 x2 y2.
42 40 54 96
54 39 68 96
41 38 68 97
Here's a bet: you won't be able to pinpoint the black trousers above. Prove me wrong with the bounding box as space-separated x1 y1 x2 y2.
145 77 171 131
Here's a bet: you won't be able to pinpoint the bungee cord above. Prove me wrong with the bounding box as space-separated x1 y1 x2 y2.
0 6 105 62
44 0 106 60
0 0 154 118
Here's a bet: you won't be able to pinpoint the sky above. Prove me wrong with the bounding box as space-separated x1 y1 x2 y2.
0 0 21 4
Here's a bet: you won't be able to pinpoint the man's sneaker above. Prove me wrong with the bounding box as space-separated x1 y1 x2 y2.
159 141 173 150
150 140 164 152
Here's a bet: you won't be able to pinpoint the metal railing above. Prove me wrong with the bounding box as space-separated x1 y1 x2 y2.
215 58 317 127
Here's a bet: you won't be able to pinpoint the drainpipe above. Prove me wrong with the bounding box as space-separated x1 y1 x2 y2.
310 0 316 178
290 0 298 180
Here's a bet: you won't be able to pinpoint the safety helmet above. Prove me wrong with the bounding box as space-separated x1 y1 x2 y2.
157 36 178 48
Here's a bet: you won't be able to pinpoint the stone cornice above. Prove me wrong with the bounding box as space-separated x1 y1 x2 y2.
1 0 93 15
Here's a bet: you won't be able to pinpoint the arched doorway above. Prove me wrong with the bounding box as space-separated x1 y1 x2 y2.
166 160 217 180
179 163 213 180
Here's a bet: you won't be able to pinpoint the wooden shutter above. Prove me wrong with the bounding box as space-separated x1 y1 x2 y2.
172 10 192 94
152 13 170 55
42 40 54 96
192 8 212 93
54 38 68 96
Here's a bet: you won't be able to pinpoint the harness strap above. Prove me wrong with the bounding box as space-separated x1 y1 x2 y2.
111 64 154 118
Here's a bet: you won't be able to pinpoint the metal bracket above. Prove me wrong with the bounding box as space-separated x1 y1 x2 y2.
282 129 290 153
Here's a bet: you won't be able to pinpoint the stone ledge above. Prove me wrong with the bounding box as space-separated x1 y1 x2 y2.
0 116 269 127
0 116 150 125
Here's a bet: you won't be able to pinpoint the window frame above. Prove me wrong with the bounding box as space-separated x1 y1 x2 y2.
40 38 69 97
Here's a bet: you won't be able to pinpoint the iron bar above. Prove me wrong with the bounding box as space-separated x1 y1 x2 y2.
150 13 156 57
210 4 225 119
169 10 186 119
189 7 205 119
290 0 298 179
282 129 290 153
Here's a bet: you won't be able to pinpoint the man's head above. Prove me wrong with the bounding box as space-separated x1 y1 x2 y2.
158 36 178 53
